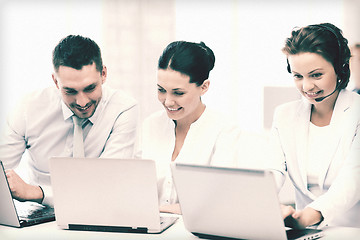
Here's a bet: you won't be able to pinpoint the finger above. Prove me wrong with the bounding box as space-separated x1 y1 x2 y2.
292 211 301 219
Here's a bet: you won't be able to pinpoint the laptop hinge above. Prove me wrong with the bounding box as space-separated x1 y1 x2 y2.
69 224 148 233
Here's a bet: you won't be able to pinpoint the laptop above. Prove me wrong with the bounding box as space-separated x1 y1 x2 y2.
0 160 55 227
171 163 323 240
49 157 177 233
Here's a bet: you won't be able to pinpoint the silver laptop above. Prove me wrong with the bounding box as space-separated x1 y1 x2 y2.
0 161 55 227
49 157 177 233
171 163 323 240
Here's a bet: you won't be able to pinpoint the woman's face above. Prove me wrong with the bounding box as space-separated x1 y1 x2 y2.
288 52 339 104
157 68 208 122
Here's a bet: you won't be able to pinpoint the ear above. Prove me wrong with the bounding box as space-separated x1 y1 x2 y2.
200 80 210 96
52 73 59 89
101 66 107 84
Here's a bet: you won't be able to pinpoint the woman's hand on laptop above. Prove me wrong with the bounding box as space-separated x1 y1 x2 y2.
159 203 182 215
5 169 43 203
281 204 323 229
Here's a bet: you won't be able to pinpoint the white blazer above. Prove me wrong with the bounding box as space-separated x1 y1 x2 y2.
135 107 242 205
269 89 360 228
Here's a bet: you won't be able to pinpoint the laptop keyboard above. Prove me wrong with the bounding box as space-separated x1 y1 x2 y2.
14 200 54 220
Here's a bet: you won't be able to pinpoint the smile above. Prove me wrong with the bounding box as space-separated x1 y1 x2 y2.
305 90 322 97
167 107 182 112
76 104 92 111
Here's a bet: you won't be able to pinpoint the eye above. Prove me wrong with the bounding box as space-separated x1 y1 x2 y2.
293 74 303 80
64 89 77 95
158 87 166 93
310 73 323 78
84 84 96 92
174 91 185 96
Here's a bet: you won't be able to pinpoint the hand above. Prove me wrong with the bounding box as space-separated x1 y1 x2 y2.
281 204 304 229
281 204 323 229
159 203 182 215
5 169 43 203
291 207 323 228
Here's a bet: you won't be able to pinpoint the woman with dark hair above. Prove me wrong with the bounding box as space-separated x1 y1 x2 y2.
270 23 360 228
135 41 242 214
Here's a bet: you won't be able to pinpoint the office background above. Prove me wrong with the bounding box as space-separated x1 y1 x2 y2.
1 0 360 132
0 0 359 202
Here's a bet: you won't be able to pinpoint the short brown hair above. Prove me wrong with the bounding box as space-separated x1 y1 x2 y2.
282 23 351 89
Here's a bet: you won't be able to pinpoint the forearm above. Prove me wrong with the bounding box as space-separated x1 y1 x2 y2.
24 185 44 203
5 169 44 203
294 207 323 228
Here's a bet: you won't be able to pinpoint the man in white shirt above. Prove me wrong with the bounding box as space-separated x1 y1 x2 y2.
0 35 138 206
350 43 360 94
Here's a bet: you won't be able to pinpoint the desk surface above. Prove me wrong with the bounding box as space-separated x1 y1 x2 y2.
1 217 359 240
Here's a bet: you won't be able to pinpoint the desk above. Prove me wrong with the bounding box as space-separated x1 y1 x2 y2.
1 217 359 240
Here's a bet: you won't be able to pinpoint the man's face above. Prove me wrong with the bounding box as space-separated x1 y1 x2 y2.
52 63 106 119
350 47 360 88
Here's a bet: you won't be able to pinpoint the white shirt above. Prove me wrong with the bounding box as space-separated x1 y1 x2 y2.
135 107 242 205
0 85 138 206
307 123 333 197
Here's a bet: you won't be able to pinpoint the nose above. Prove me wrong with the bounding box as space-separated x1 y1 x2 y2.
302 77 315 92
164 94 175 107
75 92 89 107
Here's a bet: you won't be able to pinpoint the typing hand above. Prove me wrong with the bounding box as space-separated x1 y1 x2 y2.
281 204 304 229
281 205 323 229
159 203 182 215
5 169 43 203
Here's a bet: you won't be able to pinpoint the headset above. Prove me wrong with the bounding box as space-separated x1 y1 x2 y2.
286 24 349 102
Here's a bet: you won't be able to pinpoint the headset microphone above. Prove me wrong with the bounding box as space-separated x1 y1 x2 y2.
314 79 341 102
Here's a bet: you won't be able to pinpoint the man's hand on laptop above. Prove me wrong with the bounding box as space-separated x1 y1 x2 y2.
5 169 44 203
281 204 323 229
159 203 182 215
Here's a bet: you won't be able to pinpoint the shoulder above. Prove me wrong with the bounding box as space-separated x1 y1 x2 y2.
196 107 241 134
274 99 305 116
143 110 169 127
140 110 173 138
340 89 360 105
103 85 137 110
337 89 360 118
275 99 303 112
18 86 61 108
272 99 308 126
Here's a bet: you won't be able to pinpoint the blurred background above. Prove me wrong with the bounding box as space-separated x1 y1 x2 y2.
1 0 360 203
1 0 359 132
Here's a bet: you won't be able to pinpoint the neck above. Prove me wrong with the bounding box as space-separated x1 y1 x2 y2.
311 90 339 126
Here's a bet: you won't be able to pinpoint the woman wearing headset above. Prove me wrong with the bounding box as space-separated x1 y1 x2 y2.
135 41 242 214
270 23 360 228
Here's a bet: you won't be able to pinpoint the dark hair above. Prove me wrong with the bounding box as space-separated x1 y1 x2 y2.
158 41 215 86
282 23 351 89
52 35 103 73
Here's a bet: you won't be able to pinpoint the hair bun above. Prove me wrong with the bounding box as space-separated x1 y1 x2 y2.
199 42 215 71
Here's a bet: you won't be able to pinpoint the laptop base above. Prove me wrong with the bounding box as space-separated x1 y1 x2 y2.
66 216 178 234
194 232 242 240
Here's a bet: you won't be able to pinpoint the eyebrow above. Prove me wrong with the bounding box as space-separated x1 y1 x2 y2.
63 87 76 91
62 83 97 91
308 68 323 74
84 83 97 90
157 84 185 91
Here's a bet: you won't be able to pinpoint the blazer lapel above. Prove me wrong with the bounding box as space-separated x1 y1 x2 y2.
293 99 312 193
318 90 352 189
